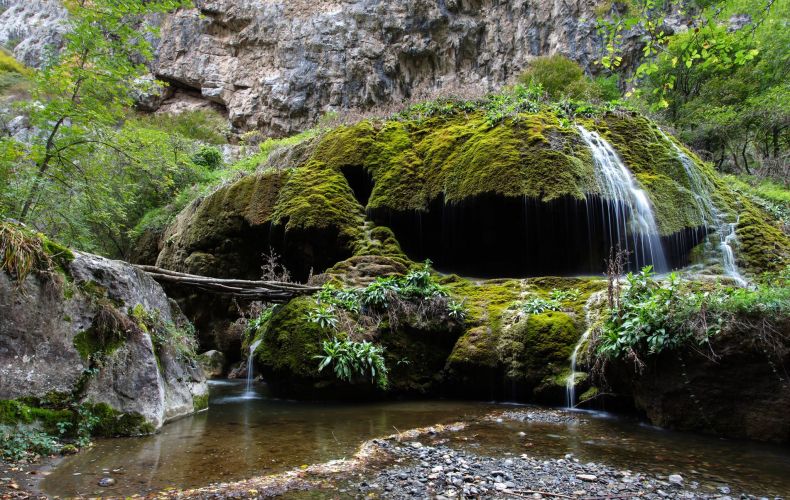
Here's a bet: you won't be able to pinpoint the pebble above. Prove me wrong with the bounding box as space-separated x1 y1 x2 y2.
97 477 116 487
668 474 684 485
348 410 764 500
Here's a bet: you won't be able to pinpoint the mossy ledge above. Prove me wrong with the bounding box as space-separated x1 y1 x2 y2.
155 99 790 281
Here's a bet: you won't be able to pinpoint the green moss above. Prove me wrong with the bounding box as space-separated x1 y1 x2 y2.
636 173 705 235
271 159 365 241
181 170 287 247
255 297 329 379
312 122 376 168
72 324 125 361
0 400 72 434
86 403 155 436
579 386 599 403
192 393 209 412
444 278 524 369
735 198 790 273
502 311 580 382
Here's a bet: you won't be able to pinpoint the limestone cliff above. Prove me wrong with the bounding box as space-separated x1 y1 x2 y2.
154 0 606 135
2 0 614 135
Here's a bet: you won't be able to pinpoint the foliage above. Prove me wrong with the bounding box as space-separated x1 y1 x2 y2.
0 221 73 282
358 261 449 309
307 303 339 330
134 109 228 145
520 296 562 314
0 425 59 461
191 145 223 170
595 266 790 363
447 300 467 321
246 306 275 337
597 0 788 179
549 287 582 302
315 338 388 389
518 55 622 102
0 0 193 257
0 48 26 75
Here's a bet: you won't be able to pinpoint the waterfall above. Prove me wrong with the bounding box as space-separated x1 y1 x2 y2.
245 339 262 396
659 131 748 286
565 291 606 409
721 218 747 286
565 329 590 409
577 126 668 272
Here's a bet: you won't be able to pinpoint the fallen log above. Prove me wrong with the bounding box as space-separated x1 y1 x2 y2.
134 265 320 302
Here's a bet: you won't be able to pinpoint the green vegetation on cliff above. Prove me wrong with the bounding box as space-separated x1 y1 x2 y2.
593 266 790 362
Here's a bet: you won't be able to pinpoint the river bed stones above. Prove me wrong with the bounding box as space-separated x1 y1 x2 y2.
351 441 744 499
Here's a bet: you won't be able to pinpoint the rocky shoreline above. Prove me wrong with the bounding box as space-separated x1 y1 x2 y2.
348 440 744 499
2 409 781 499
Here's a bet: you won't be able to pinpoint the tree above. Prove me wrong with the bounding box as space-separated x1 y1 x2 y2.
12 0 190 222
595 0 788 178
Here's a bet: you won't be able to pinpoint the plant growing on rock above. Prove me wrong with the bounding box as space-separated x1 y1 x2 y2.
315 338 388 390
447 300 468 321
549 288 581 303
307 303 339 330
520 296 562 315
592 265 790 370
130 304 199 361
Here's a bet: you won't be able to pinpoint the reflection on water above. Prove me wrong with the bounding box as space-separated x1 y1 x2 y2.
41 383 790 497
42 381 497 497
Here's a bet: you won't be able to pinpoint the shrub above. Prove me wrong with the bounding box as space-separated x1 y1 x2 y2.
191 145 223 170
594 266 790 365
0 49 26 75
519 55 586 99
315 338 388 389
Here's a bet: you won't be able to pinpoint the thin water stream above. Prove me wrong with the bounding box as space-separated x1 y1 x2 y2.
41 382 790 497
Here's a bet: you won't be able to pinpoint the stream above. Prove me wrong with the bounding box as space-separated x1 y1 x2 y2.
41 381 790 497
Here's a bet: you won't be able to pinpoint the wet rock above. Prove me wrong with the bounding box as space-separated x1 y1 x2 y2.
577 474 597 482
97 477 116 487
668 474 683 485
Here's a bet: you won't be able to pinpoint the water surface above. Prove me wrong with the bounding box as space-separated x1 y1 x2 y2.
41 382 790 497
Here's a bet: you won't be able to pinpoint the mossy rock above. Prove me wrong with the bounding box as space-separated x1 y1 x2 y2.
0 400 72 433
501 311 580 384
85 403 155 437
735 198 790 273
255 296 329 381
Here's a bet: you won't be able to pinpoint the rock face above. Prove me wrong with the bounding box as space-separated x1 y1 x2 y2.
153 0 605 135
0 251 208 432
609 321 790 443
0 0 68 67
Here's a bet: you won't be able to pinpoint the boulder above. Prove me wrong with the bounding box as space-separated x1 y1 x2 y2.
198 350 226 378
0 250 208 433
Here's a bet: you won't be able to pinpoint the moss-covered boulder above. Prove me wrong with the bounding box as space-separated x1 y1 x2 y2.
154 100 787 285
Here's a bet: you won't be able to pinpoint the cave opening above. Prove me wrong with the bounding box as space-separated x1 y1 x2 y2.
341 165 375 207
370 194 706 278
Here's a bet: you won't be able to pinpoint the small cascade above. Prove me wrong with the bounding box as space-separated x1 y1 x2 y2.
565 329 590 409
659 130 748 285
721 218 747 286
244 339 263 396
577 126 668 272
565 291 606 409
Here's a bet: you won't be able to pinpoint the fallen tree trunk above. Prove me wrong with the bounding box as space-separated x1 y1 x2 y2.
134 265 320 302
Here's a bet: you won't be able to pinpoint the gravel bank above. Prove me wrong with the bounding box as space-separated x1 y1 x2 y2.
350 440 762 499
